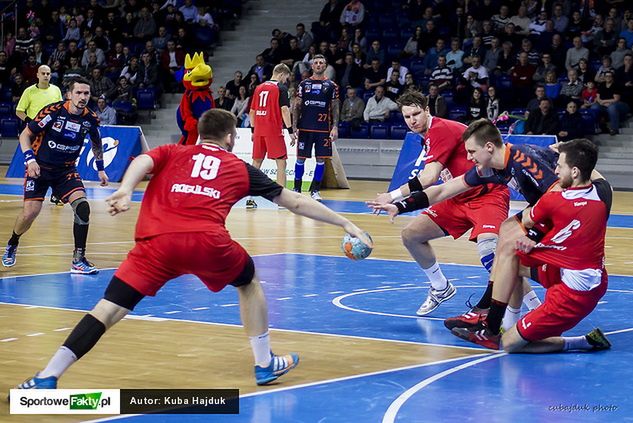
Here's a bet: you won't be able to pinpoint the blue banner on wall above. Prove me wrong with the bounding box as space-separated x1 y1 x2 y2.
6 125 144 182
388 133 557 200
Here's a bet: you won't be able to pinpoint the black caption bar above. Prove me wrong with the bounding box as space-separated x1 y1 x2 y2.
120 389 239 414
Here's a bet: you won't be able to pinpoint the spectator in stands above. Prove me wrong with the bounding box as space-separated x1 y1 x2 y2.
32 42 46 66
384 70 404 101
159 40 184 93
318 0 344 42
49 60 64 86
364 58 386 91
464 14 483 40
427 84 447 118
225 71 246 99
594 18 618 57
365 40 385 69
486 85 501 121
387 59 408 86
462 55 489 91
338 53 363 89
179 0 198 23
552 4 569 34
63 57 84 86
280 38 304 70
120 13 137 46
547 34 567 72
247 73 260 96
526 85 547 112
582 14 604 47
214 86 234 112
96 95 117 125
544 71 561 101
528 10 548 38
533 53 557 84
558 101 584 142
479 20 495 48
611 38 632 71
559 68 583 107
424 39 448 75
326 42 345 71
89 68 116 104
63 19 81 42
446 38 465 72
491 5 511 33
483 37 501 74
418 20 439 56
340 0 365 29
594 56 615 86
566 10 584 41
351 43 365 67
248 55 273 82
93 27 111 54
517 38 539 66
295 23 313 54
616 53 633 108
576 58 595 84
495 41 515 75
231 85 250 127
465 87 486 122
363 85 398 123
510 5 531 36
11 73 28 104
0 52 11 88
153 26 170 52
66 41 82 66
500 22 521 49
621 18 633 49
403 26 422 58
592 71 631 135
121 57 140 86
566 36 590 71
463 36 486 67
429 55 453 93
84 53 101 76
581 80 599 110
403 72 419 91
138 52 159 91
451 8 467 41
341 86 365 128
511 51 536 106
525 98 559 135
81 41 106 68
21 54 39 84
48 43 67 69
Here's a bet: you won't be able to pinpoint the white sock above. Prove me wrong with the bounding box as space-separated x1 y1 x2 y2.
39 346 77 378
501 306 521 332
249 332 272 367
423 262 448 291
563 335 592 351
523 290 541 311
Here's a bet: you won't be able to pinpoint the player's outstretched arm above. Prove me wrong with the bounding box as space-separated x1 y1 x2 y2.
274 188 373 248
105 154 154 215
372 162 444 205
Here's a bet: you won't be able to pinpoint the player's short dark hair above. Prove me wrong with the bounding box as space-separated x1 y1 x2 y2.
558 138 598 181
68 76 92 93
198 109 237 141
397 89 428 110
462 118 503 147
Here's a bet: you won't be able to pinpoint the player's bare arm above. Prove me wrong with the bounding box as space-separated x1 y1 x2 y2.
281 105 295 145
292 96 302 135
90 128 110 186
373 161 444 205
330 98 340 141
106 154 154 215
19 127 40 178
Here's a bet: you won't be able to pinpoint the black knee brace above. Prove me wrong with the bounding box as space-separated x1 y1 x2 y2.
71 198 90 225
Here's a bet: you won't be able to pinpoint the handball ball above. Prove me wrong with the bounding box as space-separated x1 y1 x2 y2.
342 232 373 260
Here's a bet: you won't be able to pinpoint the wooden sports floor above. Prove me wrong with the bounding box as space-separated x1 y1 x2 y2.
1 174 632 422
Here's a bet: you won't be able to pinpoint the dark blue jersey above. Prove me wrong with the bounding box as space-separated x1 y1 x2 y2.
297 78 339 132
28 101 101 167
464 143 559 205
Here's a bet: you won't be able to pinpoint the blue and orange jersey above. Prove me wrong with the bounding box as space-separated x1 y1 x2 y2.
297 78 339 133
27 100 101 167
464 143 559 205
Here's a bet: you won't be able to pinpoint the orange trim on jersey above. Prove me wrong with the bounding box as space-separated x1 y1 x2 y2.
503 143 513 167
24 197 45 202
31 132 44 154
315 155 332 159
61 187 85 201
298 128 330 133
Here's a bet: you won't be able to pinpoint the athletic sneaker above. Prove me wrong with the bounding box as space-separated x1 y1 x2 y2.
71 257 99 274
451 322 501 350
254 352 299 385
245 199 258 209
444 306 489 330
310 191 323 202
586 328 611 350
2 244 17 267
416 282 456 316
17 373 58 389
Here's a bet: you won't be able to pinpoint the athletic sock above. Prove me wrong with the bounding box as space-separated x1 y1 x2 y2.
486 299 508 334
423 262 448 291
249 332 272 367
476 281 494 309
563 335 592 351
8 231 20 246
501 305 521 332
39 346 77 378
523 290 541 310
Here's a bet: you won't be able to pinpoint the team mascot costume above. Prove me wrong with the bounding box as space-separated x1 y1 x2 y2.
177 52 215 145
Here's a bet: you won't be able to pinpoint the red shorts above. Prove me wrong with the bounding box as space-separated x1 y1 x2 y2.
423 187 509 241
115 231 251 296
252 134 287 160
516 255 608 342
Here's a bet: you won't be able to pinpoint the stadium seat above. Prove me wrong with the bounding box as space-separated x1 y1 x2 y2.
448 107 467 121
0 101 13 115
370 124 389 139
350 124 369 138
338 122 351 138
390 125 408 139
0 118 20 137
0 87 12 102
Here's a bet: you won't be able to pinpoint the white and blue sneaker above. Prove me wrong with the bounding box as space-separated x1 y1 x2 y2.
254 352 299 385
416 282 457 316
71 257 99 274
17 373 58 389
2 244 17 267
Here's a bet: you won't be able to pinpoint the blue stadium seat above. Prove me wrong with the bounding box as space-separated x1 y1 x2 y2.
579 109 597 135
370 124 389 139
0 101 13 115
1 118 20 137
338 122 351 138
382 29 398 44
387 111 403 125
362 91 374 102
510 108 527 117
390 125 408 139
0 87 12 102
448 107 467 121
350 124 369 138
365 29 381 42
136 88 156 111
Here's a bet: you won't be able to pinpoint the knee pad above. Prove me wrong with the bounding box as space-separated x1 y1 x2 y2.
71 197 90 225
104 276 145 311
477 237 498 273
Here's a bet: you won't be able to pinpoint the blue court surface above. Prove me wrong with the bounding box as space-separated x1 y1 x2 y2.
2 254 632 422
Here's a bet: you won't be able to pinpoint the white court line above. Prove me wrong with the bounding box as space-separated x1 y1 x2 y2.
0 301 487 352
83 353 494 423
382 353 506 423
605 327 633 336
0 268 117 280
